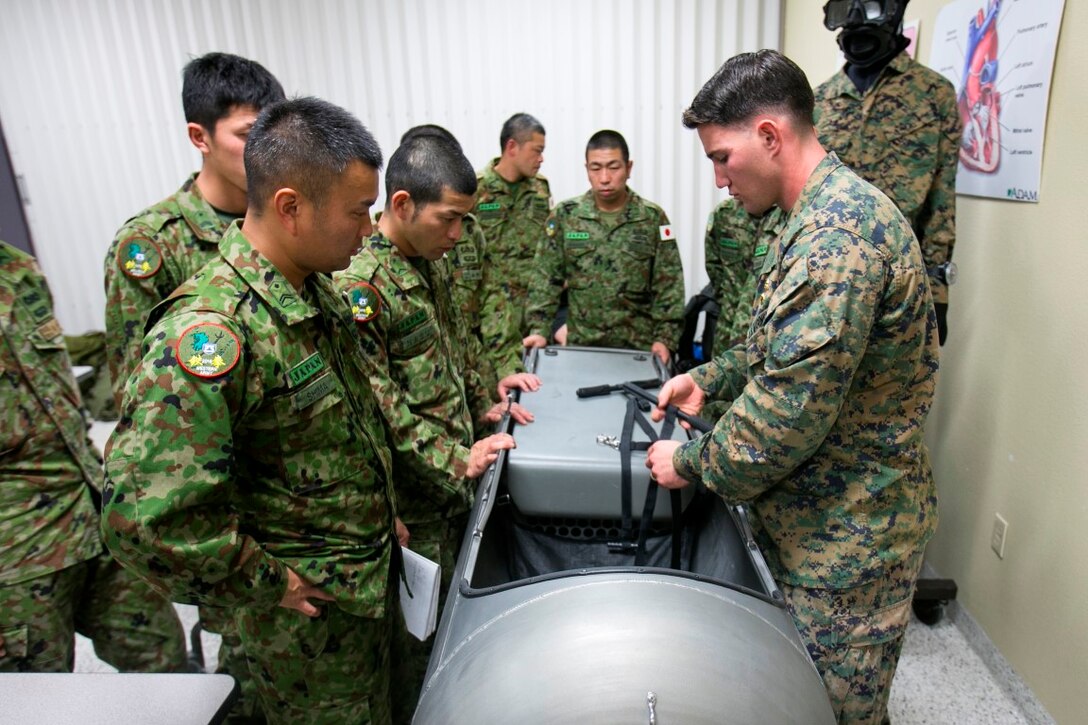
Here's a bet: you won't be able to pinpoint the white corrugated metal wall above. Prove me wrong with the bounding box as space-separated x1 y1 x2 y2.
0 0 781 333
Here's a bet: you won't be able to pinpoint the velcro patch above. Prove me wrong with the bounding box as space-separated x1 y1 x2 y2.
118 239 162 279
346 281 382 323
659 225 674 241
176 322 241 379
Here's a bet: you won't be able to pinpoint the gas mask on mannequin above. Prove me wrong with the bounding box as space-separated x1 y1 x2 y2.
823 0 909 70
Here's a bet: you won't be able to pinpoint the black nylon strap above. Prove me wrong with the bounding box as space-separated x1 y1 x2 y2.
634 406 677 566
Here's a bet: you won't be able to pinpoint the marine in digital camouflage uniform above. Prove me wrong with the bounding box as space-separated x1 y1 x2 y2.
703 198 787 346
335 135 521 724
102 98 399 724
525 131 684 361
650 51 939 724
1 240 187 674
103 52 284 720
815 0 961 344
475 113 551 377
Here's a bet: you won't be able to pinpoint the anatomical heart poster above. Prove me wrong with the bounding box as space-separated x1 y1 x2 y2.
929 0 1066 202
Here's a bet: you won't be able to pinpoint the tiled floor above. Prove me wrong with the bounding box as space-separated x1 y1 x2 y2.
74 604 1050 723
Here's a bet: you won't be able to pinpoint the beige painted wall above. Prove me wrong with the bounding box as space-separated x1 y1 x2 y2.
782 2 1088 721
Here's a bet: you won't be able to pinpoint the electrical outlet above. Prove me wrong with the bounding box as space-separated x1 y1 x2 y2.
991 513 1008 559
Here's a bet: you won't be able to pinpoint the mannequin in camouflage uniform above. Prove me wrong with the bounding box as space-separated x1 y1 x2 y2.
101 52 283 720
102 98 402 725
335 134 537 723
475 113 551 377
1 241 186 674
524 130 685 364
647 51 939 724
814 0 961 344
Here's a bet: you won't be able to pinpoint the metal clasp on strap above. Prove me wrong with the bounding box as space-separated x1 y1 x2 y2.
595 434 620 449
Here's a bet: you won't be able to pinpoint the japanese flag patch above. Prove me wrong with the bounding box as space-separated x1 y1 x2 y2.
346 281 382 323
118 239 162 279
177 322 241 379
659 225 674 241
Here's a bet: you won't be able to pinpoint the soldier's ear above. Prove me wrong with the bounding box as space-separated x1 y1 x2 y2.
188 122 211 155
390 190 414 221
755 118 783 157
273 188 302 234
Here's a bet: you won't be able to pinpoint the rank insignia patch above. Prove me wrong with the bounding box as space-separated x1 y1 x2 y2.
176 322 241 378
347 282 382 323
118 239 162 279
545 218 558 238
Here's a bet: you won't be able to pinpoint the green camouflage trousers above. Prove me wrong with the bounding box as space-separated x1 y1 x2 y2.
236 598 393 725
0 553 187 673
780 550 923 725
390 515 467 724
201 604 265 723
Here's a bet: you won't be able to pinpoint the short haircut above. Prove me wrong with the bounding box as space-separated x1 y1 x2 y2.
682 50 815 131
399 124 462 152
386 135 477 212
245 97 383 215
181 52 285 131
499 113 545 150
585 129 630 163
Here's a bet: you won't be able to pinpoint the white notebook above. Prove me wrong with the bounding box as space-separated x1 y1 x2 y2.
399 547 441 641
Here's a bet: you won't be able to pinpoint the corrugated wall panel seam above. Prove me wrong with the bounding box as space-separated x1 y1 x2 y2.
0 0 781 333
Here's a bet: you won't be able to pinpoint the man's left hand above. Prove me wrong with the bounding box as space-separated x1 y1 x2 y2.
498 372 542 398
646 440 688 489
482 401 535 425
395 517 410 548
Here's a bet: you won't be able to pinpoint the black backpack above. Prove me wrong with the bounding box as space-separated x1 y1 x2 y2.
675 283 720 373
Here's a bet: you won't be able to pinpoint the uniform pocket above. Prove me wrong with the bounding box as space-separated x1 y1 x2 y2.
270 377 355 497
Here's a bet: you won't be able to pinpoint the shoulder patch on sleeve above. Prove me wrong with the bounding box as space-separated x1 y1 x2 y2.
346 281 382 323
176 322 241 378
659 225 674 241
118 239 163 279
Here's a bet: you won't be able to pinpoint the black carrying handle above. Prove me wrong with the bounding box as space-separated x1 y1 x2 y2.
619 382 714 434
576 378 663 399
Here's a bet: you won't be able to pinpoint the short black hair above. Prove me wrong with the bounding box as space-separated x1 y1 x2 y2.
682 50 814 131
181 52 285 131
399 124 462 152
585 129 630 163
499 113 545 151
245 97 383 215
386 136 477 213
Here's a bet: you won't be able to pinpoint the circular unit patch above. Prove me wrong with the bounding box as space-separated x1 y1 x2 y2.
176 322 241 379
118 239 163 279
347 282 382 323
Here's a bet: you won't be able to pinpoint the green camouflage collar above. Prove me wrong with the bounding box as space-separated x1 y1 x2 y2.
761 153 843 276
217 222 320 325
367 230 427 294
571 186 647 223
178 173 231 244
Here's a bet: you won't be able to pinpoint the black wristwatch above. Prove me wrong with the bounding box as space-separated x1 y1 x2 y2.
929 261 958 286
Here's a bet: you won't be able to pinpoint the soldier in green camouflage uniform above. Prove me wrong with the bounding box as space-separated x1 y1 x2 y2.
475 113 551 377
704 199 787 347
102 98 400 724
648 51 939 724
102 53 284 720
1 240 187 674
336 135 533 724
814 0 961 345
524 130 685 363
